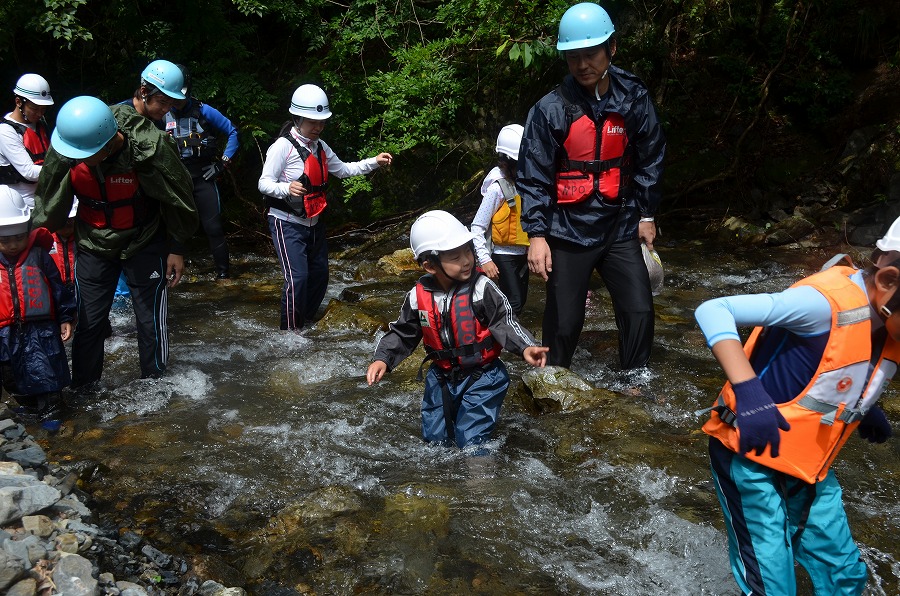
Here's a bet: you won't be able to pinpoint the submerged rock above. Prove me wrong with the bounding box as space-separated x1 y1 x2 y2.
513 366 621 415
316 299 388 334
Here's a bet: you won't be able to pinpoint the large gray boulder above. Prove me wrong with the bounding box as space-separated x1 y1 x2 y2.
0 476 61 525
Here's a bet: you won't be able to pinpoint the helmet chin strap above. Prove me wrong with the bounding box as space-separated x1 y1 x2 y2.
594 65 611 100
877 258 900 319
17 100 31 124
879 288 900 319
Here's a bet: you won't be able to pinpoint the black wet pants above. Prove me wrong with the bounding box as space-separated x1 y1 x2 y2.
543 236 654 369
71 237 169 387
492 252 529 315
192 174 230 277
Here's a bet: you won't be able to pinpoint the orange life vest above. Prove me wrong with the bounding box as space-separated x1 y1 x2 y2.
703 265 900 483
490 178 529 247
0 119 50 184
69 163 147 230
0 229 56 328
555 100 630 205
416 275 502 371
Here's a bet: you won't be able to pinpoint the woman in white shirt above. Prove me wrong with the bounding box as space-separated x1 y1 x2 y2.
258 84 392 330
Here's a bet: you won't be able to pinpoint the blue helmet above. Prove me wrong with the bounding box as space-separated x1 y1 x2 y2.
140 59 186 100
557 3 615 51
51 96 118 159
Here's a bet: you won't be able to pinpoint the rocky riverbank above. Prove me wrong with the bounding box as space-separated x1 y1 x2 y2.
0 404 245 596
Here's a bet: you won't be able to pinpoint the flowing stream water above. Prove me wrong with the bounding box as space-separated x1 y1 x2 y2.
33 226 900 595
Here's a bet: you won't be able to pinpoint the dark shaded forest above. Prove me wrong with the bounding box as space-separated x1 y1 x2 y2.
3 0 899 240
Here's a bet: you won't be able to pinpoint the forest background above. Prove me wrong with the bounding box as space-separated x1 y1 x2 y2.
3 0 899 243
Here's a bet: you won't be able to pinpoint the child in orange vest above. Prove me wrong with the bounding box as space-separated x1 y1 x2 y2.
695 218 900 594
0 186 75 421
470 124 530 315
367 210 548 450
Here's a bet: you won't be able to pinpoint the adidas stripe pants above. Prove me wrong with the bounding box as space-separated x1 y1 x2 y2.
71 236 169 386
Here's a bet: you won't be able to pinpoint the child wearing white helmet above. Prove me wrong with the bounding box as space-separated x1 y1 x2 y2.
0 73 54 211
0 186 75 422
258 83 393 330
694 215 900 595
367 210 548 450
470 123 530 315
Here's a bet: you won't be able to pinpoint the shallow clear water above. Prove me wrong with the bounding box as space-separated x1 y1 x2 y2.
34 232 900 595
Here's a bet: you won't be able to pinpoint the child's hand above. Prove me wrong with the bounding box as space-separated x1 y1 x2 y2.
60 322 73 342
375 153 393 167
481 260 500 280
367 361 388 385
523 346 549 367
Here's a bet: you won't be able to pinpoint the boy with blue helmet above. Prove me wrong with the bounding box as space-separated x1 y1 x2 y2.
164 64 239 279
33 95 197 388
518 2 666 371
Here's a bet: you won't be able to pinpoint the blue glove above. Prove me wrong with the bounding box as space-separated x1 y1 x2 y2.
858 406 892 443
201 162 224 181
733 377 791 457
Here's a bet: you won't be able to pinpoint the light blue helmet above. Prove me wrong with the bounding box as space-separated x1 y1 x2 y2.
140 59 186 100
51 96 118 159
557 3 615 51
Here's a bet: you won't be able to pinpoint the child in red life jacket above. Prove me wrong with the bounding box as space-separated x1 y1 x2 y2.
49 199 77 294
367 210 548 450
0 186 75 421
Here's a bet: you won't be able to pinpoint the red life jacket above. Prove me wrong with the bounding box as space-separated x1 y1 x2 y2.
69 163 148 230
415 275 502 371
555 88 630 205
264 134 329 219
0 228 56 328
50 233 76 287
0 119 51 184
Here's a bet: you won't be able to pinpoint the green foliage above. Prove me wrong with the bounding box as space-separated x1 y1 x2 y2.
3 0 898 226
38 0 93 49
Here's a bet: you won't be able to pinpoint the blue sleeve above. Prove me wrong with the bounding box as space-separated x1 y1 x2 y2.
200 103 239 160
694 285 832 348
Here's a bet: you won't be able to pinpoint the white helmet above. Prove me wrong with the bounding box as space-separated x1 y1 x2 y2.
876 217 900 253
289 84 332 120
13 73 54 106
410 210 476 260
0 186 31 235
495 124 524 160
642 244 664 295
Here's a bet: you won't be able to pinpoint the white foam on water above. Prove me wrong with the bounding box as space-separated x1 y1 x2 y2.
85 367 211 421
515 456 557 481
858 544 900 596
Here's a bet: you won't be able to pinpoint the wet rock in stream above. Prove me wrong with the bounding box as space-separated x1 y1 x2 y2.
0 405 246 595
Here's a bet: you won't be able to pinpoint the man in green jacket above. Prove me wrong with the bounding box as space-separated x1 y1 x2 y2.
33 96 198 388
